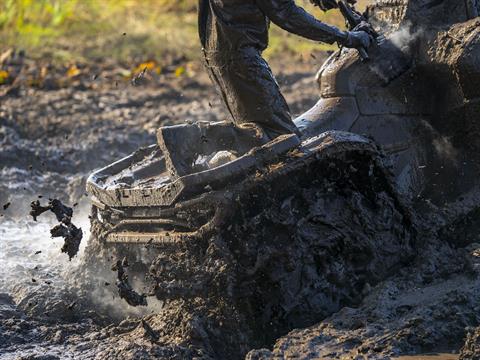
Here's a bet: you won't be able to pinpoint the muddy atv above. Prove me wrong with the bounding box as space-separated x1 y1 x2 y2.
87 0 480 250
84 0 480 357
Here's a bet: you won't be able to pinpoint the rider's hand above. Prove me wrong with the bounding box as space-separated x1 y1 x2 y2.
309 0 338 11
343 30 373 50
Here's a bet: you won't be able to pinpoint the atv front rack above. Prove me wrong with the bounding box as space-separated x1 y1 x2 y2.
88 131 380 245
87 128 300 208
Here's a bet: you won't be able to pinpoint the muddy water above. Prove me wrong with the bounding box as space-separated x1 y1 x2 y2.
0 203 89 357
0 212 90 293
0 203 165 359
0 221 70 291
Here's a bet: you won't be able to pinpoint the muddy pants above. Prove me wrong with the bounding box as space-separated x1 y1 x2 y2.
203 47 300 139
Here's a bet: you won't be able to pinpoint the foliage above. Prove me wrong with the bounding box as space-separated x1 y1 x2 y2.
0 0 371 64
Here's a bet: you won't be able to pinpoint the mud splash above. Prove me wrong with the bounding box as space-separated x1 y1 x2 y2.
113 258 148 307
81 143 417 359
30 199 83 260
0 210 94 359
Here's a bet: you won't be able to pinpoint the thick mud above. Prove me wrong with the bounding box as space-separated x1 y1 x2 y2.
82 142 415 359
1 54 480 359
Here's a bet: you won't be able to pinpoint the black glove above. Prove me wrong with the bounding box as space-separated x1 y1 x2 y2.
342 30 372 50
309 0 338 11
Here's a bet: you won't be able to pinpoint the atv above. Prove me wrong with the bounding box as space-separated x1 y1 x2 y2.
87 0 480 247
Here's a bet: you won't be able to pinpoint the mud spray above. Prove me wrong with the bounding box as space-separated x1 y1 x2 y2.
0 198 164 359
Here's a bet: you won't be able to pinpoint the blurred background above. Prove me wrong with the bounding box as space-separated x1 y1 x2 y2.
0 0 370 88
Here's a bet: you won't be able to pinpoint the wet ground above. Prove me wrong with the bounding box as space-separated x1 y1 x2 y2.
1 54 480 359
0 58 321 359
394 355 458 360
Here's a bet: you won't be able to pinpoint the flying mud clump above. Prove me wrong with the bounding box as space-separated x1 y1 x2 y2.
29 198 83 260
112 257 148 307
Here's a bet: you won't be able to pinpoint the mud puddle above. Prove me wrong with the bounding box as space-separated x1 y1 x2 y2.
0 217 86 295
0 209 165 359
0 214 91 359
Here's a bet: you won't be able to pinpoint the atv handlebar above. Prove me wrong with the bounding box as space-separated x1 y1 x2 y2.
337 0 380 61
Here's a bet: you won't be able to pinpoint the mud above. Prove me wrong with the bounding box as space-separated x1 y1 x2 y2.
82 130 480 360
50 217 82 260
29 199 83 260
460 327 480 360
30 199 73 222
247 239 480 358
113 258 148 307
1 46 480 359
79 144 414 359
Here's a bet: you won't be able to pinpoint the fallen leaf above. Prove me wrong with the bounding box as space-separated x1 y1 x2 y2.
174 66 185 77
66 65 80 78
133 61 156 75
118 68 132 78
0 70 9 84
